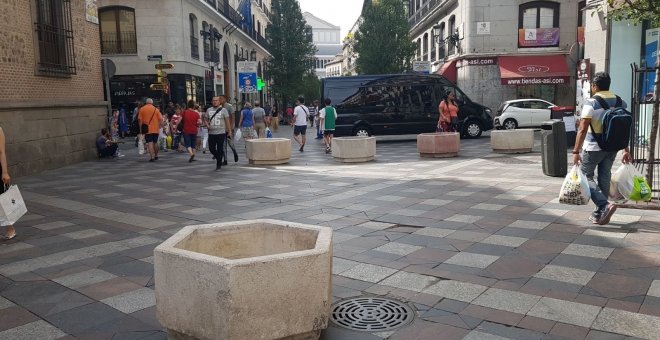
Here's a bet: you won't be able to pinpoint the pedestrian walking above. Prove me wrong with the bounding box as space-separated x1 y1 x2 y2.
170 106 183 152
573 72 633 225
292 97 309 152
181 100 201 163
164 101 176 120
0 126 16 240
222 100 239 165
138 98 164 162
286 105 294 125
438 91 459 132
319 98 337 154
270 104 279 132
308 100 318 128
239 102 256 140
118 105 129 138
252 101 266 138
205 96 233 171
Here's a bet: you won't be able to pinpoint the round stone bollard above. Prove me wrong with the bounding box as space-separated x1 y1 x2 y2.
246 138 292 165
331 136 376 163
417 132 460 158
154 219 333 340
491 129 535 154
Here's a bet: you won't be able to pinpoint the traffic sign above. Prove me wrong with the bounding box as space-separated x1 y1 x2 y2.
150 83 168 91
155 63 175 70
147 55 163 61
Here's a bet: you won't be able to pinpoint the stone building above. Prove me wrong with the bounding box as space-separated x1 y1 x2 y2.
409 0 581 111
99 0 271 114
0 0 106 176
303 12 342 78
324 54 344 78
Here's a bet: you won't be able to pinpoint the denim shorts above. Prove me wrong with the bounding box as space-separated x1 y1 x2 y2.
183 134 197 148
294 125 307 135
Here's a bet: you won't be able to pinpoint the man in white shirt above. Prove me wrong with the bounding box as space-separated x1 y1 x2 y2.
293 97 309 152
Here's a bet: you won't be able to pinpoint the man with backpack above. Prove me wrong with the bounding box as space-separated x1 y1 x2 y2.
573 72 633 225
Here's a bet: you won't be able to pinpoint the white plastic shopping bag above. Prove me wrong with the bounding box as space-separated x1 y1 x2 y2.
609 165 628 204
138 135 145 155
234 128 242 143
559 165 591 205
265 127 273 138
0 185 27 226
615 164 652 202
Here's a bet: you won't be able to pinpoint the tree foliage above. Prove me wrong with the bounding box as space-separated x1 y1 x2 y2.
294 73 321 104
606 0 660 27
266 0 316 106
354 0 417 74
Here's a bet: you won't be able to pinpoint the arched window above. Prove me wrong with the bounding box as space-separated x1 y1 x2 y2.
430 29 436 62
448 15 456 55
99 6 137 54
417 38 422 61
189 14 199 60
202 21 211 61
519 1 560 47
437 22 446 59
423 33 428 61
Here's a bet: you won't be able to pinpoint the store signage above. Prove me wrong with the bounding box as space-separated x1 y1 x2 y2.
477 22 490 35
85 0 98 24
457 57 497 68
237 61 258 94
150 83 168 91
643 28 659 99
413 61 431 74
517 65 550 73
147 55 163 61
155 63 174 70
518 28 560 47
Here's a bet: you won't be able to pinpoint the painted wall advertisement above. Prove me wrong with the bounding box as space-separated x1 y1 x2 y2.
518 28 560 47
643 28 659 101
237 61 258 94
85 0 98 24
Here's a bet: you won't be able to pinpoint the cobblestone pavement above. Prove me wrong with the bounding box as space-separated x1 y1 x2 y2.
1 127 660 340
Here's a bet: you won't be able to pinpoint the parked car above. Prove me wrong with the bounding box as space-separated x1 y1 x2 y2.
494 99 556 130
321 74 494 138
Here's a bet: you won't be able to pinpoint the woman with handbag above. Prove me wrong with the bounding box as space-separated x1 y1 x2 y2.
0 127 16 240
438 91 459 132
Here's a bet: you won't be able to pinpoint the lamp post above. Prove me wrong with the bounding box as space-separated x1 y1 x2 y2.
200 25 222 105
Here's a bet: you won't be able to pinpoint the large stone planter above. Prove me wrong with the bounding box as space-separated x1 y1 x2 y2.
154 220 333 340
491 129 535 154
246 138 292 165
332 136 376 163
417 132 460 158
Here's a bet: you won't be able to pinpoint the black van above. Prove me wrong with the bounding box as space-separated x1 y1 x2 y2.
321 74 493 138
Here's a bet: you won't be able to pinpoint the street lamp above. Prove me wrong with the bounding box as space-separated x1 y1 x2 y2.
433 25 462 49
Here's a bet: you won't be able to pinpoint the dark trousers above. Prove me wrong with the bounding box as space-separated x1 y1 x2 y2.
208 133 227 166
99 144 118 158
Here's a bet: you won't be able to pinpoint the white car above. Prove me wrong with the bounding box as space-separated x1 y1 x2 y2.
493 99 556 130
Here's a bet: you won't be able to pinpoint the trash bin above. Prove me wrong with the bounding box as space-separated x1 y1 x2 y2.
541 120 568 177
550 106 577 147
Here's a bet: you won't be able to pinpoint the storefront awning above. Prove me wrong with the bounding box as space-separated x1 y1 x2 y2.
436 60 457 84
498 55 570 85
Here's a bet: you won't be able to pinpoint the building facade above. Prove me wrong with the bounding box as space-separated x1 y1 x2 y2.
409 0 581 111
99 0 271 118
0 0 106 176
303 12 342 78
324 55 344 78
341 18 360 76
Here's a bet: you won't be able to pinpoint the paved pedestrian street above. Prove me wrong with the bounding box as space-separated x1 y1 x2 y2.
2 129 660 340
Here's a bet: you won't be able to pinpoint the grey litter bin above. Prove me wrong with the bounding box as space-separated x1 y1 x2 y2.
550 106 577 147
541 120 567 177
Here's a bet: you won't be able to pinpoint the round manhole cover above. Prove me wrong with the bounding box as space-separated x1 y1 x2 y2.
330 297 415 332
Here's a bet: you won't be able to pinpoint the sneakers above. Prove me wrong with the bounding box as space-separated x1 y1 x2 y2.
589 210 601 224
597 204 617 225
325 147 331 154
299 145 304 152
189 155 195 163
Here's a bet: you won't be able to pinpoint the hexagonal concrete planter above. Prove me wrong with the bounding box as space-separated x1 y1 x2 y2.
491 129 535 154
331 136 376 163
154 220 333 340
417 132 460 158
246 138 292 165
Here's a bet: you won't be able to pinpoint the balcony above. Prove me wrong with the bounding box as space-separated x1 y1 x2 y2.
101 31 137 55
203 0 270 52
408 0 442 29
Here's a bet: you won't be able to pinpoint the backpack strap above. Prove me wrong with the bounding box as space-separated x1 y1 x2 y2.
614 95 622 108
593 95 610 110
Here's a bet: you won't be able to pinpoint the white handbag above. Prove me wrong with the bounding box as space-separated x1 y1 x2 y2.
0 185 27 226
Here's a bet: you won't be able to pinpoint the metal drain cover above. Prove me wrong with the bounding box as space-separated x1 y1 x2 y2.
330 297 415 332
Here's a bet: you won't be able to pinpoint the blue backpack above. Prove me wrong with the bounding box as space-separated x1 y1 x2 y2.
590 95 632 152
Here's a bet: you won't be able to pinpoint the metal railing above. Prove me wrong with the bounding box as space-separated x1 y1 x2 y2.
35 0 76 75
408 0 442 28
101 32 137 55
210 0 270 51
191 36 200 60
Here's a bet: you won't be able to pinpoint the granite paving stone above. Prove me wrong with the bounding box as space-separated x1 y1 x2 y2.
648 280 660 298
444 252 500 269
533 265 597 286
562 243 615 259
52 268 117 289
379 271 438 292
101 287 156 314
592 307 660 339
338 263 398 283
472 288 541 315
423 280 488 303
481 235 528 248
0 320 66 340
372 242 423 256
527 297 601 328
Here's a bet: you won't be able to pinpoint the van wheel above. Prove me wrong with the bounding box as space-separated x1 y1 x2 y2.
503 119 518 130
463 121 483 139
353 126 372 137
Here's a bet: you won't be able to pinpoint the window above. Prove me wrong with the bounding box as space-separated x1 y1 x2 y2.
422 33 428 61
99 6 137 55
202 21 211 61
437 22 445 59
35 0 76 76
448 16 456 55
417 38 422 60
430 30 436 62
519 1 559 29
190 14 199 60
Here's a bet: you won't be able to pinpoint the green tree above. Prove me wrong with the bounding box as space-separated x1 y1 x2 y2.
294 73 321 104
266 0 316 107
608 0 660 183
354 0 417 74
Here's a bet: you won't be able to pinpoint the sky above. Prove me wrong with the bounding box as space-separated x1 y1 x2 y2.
297 0 363 39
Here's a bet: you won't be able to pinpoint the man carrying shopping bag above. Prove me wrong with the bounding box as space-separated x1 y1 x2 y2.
573 72 632 225
0 127 26 240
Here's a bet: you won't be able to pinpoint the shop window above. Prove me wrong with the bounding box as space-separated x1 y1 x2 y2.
202 21 211 62
34 0 76 76
448 16 456 55
190 14 199 60
518 1 560 47
99 6 137 55
517 84 555 103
